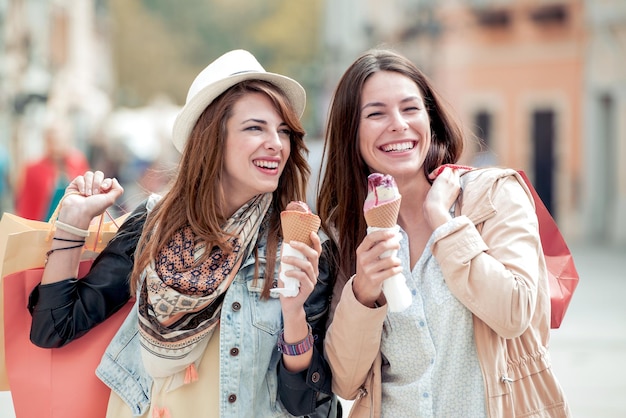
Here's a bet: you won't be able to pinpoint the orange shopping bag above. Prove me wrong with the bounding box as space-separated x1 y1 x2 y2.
4 260 133 418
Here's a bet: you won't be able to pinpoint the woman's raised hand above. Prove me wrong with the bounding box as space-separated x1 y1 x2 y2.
58 171 124 227
424 165 469 230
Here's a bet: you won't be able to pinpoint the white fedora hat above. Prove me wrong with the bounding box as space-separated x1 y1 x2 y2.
171 49 306 152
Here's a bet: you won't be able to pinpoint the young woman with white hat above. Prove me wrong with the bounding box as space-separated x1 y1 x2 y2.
29 50 340 418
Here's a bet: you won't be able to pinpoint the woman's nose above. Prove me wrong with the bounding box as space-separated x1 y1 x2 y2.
265 131 283 151
390 111 409 132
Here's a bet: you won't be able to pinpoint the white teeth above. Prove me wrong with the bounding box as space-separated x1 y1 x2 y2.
254 160 279 169
382 142 414 152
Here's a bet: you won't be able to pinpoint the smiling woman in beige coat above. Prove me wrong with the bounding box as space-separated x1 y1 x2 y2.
317 48 570 417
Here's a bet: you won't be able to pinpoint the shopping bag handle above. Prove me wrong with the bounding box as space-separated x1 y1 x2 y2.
90 209 122 251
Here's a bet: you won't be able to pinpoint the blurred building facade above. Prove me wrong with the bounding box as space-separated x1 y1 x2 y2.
1 0 624 245
323 0 626 245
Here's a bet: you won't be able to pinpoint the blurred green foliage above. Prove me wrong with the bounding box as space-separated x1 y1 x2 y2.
109 0 324 133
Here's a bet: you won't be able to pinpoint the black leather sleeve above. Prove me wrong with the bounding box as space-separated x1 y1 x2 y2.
28 202 148 348
277 239 341 417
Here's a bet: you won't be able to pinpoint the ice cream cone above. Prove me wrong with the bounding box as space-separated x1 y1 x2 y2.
274 205 320 298
280 211 321 247
363 174 411 312
364 197 401 229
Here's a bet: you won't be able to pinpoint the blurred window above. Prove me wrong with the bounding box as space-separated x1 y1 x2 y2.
472 110 497 167
529 4 568 25
474 110 492 148
532 109 556 215
474 9 511 28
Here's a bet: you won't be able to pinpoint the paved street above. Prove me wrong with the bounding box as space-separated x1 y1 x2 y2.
1 241 624 417
547 241 626 417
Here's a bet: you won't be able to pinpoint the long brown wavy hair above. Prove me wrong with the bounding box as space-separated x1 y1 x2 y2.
131 80 309 298
316 48 464 294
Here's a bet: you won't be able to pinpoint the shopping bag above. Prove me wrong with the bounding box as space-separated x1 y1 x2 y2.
4 260 133 418
0 205 128 392
517 171 579 329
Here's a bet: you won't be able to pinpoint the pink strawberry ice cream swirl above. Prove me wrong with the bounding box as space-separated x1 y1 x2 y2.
284 200 312 213
363 173 401 212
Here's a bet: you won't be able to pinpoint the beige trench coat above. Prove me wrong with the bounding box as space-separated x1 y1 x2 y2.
324 168 570 418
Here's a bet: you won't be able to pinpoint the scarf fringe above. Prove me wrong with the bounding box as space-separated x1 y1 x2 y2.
184 363 199 384
152 406 171 418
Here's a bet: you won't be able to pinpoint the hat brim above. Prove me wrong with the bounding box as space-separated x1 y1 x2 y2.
171 71 306 153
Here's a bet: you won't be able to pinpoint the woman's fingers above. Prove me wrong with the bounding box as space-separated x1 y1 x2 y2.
91 171 105 194
351 229 403 306
358 230 400 263
82 171 95 195
428 163 473 180
107 177 124 198
66 171 122 197
283 240 319 285
59 172 124 220
67 174 85 194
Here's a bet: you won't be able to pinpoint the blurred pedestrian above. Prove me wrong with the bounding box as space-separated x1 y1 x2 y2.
15 117 90 220
318 48 570 417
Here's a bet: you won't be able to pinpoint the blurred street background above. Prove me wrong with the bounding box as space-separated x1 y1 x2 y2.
1 0 625 416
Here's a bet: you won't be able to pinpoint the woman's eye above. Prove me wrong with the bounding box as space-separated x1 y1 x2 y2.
279 128 292 136
245 125 262 131
366 111 383 118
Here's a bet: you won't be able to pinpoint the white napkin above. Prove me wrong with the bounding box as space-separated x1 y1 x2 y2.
366 225 412 312
270 243 305 297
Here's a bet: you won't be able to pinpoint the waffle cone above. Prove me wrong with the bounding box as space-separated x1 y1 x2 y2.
280 211 321 247
364 197 401 228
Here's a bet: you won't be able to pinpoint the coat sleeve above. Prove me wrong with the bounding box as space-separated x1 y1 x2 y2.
324 274 387 401
277 239 340 416
28 202 148 348
431 175 542 339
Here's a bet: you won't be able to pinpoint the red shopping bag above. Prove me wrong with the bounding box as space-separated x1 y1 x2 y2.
517 171 579 329
3 260 134 418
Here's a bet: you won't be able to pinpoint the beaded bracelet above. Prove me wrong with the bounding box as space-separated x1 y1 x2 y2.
55 220 89 237
53 237 86 243
44 243 85 265
277 324 314 356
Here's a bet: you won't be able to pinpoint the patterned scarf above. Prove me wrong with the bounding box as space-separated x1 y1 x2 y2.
138 193 271 392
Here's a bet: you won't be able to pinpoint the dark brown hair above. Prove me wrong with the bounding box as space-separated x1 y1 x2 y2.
131 80 309 298
316 48 464 292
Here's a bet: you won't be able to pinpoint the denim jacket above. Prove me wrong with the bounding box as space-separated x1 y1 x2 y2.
29 198 339 417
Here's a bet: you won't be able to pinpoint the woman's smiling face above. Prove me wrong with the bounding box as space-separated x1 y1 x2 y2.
358 70 431 179
221 92 292 214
